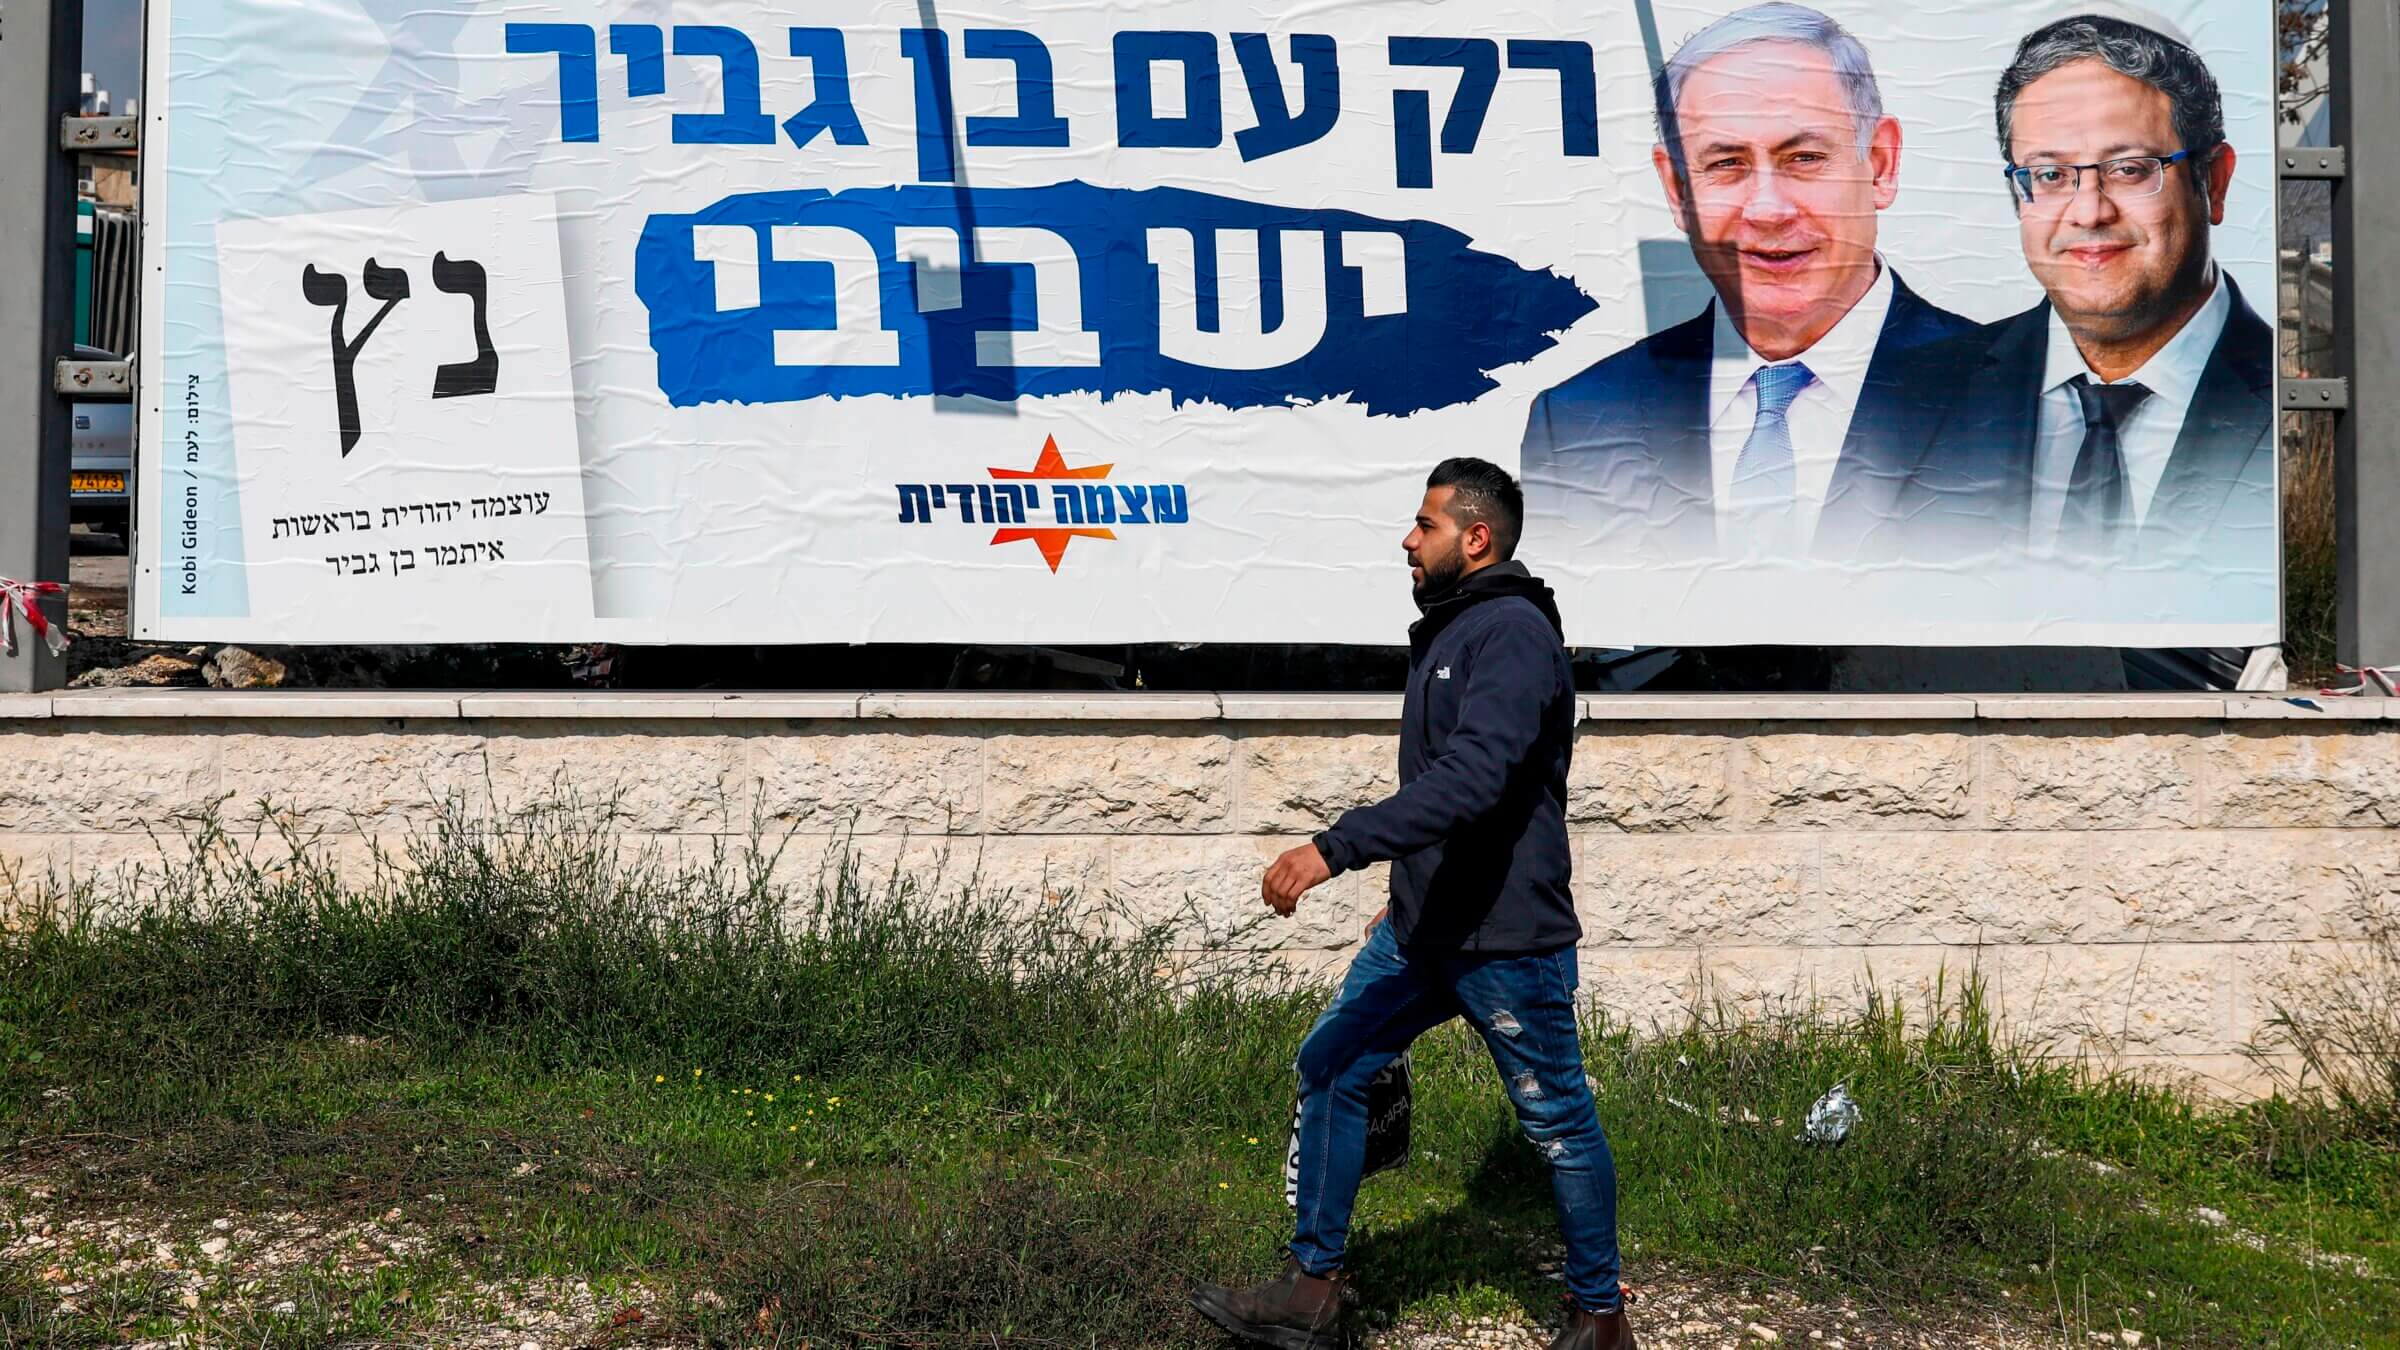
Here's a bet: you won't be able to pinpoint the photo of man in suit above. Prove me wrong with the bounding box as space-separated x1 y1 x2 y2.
1519 1 1972 563
1885 11 2274 566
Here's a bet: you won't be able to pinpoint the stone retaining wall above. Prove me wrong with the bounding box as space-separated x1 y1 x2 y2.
3 690 2395 1094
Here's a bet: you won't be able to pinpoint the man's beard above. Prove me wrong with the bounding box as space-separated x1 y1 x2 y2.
1411 547 1466 604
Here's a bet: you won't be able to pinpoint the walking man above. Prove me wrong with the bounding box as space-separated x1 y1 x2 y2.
1190 459 1631 1350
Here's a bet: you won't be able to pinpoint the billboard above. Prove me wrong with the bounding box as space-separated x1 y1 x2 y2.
135 1 2278 646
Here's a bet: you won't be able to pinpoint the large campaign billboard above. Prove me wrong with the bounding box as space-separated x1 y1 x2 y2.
135 1 2278 646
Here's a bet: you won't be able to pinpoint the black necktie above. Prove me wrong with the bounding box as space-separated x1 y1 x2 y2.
2062 376 2152 555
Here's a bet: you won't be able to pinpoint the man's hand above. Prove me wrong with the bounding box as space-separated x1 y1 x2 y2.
1262 842 1333 915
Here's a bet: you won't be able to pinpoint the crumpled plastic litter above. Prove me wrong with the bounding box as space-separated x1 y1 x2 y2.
1798 1082 1860 1146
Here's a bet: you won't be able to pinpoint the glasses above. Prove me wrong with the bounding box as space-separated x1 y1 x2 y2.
2002 149 2199 205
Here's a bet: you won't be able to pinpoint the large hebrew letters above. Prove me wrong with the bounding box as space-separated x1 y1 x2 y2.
1147 228 1326 370
1230 33 1338 161
1115 32 1222 149
970 228 1100 368
504 23 599 142
965 30 1070 147
768 226 901 366
784 28 868 149
672 26 776 144
1388 37 1498 188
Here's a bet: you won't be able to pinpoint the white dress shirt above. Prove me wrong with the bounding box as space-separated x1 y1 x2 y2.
2028 269 2231 555
1706 259 1894 554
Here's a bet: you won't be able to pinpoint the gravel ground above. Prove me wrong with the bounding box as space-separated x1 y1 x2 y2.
1 1182 2113 1350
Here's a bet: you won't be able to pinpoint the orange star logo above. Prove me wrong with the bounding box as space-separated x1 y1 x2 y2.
988 435 1115 572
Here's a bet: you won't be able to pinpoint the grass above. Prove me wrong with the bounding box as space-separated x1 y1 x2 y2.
1 802 2395 1347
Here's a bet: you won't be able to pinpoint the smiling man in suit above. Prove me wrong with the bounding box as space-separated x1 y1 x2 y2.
1886 11 2274 567
1520 2 1972 564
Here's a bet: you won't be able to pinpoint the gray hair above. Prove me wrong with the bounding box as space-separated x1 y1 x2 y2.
1653 3 1886 176
1995 14 2224 188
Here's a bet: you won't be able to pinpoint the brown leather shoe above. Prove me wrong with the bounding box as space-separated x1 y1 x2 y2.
1547 1299 1635 1350
1189 1256 1350 1349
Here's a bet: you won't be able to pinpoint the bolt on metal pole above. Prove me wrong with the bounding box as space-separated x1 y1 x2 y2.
0 0 85 690
2333 0 2400 668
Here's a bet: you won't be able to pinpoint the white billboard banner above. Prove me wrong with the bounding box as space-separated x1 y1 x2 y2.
136 1 2278 646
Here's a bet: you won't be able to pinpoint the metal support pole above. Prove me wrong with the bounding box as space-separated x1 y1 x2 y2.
2333 1 2400 667
0 0 85 690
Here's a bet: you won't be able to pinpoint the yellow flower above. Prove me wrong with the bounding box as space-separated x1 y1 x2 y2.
828 1096 842 1106
808 1109 816 1117
1218 1182 1229 1190
792 1075 802 1082
692 1068 703 1078
764 1094 774 1103
788 1125 797 1133
654 1075 665 1084
746 1109 754 1117
1246 1137 1258 1145
743 1088 753 1096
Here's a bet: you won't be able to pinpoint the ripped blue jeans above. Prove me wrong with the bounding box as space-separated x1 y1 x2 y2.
1288 920 1621 1313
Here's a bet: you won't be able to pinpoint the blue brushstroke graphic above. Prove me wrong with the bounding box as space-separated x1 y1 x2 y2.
634 182 1592 415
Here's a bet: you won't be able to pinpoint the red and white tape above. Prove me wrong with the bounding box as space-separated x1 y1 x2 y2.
0 577 69 658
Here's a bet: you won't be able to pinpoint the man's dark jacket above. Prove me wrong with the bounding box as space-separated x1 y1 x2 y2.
1313 561 1579 953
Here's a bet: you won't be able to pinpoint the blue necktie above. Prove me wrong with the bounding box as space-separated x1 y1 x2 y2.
1729 362 1813 547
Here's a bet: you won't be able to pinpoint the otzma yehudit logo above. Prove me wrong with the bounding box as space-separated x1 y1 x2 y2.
895 436 1191 572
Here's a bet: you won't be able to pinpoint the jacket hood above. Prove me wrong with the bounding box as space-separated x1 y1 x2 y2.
1412 559 1566 643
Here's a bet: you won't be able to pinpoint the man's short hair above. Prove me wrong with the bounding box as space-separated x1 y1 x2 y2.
1653 2 1886 177
1995 13 2224 194
1427 457 1524 560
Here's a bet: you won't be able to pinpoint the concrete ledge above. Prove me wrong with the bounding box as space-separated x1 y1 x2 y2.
1974 694 2230 719
50 690 465 719
1218 694 1404 720
8 690 2396 723
859 691 1223 720
1583 694 1979 721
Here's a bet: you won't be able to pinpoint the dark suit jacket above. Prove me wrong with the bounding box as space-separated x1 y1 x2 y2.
1877 274 2276 565
1519 272 1974 560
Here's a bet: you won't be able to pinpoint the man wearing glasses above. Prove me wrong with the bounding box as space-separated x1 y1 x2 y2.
1888 11 2273 564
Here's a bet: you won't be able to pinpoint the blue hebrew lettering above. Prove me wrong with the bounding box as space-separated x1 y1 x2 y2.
785 28 868 149
944 483 979 521
965 30 1069 147
1114 485 1152 523
1150 484 1190 523
1079 484 1117 525
899 29 958 182
672 26 775 144
1053 485 1084 523
610 25 665 98
1388 37 1498 188
506 24 599 143
898 484 932 521
1231 33 1338 162
1115 32 1222 149
1506 40 1598 157
634 183 1594 415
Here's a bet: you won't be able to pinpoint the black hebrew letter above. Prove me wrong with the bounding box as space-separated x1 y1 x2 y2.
302 259 411 457
431 253 500 398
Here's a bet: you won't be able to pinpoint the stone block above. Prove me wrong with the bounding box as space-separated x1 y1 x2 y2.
1990 943 2237 1058
1575 835 1816 945
1738 731 1974 829
770 832 1110 918
1573 946 1818 1033
2205 726 2400 827
212 725 484 833
1236 729 1397 833
1984 728 2204 829
1818 832 2313 946
743 730 982 833
1108 835 1373 951
0 728 224 832
476 724 742 833
1569 730 1733 831
985 731 1232 833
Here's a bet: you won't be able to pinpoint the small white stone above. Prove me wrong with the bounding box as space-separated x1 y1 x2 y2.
1748 1324 1780 1343
210 1218 232 1231
199 1237 228 1259
2120 1333 2144 1347
271 1300 297 1316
